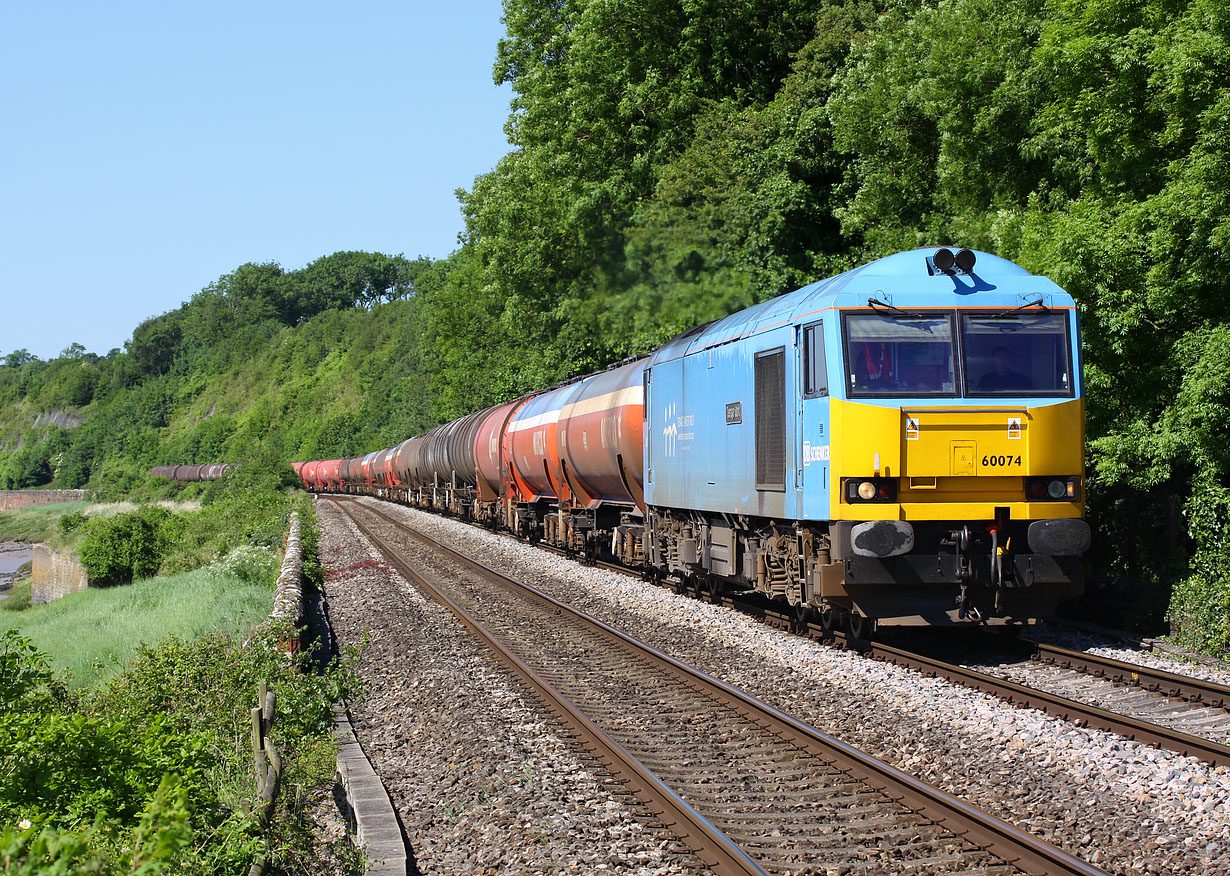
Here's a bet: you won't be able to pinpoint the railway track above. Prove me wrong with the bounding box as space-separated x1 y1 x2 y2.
1024 639 1230 711
339 491 1230 770
540 519 1230 767
638 560 1230 767
332 496 1105 876
831 632 1230 768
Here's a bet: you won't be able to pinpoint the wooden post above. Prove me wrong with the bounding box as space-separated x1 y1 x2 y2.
250 707 266 791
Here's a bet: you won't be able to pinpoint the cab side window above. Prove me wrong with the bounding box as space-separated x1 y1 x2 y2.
803 322 827 398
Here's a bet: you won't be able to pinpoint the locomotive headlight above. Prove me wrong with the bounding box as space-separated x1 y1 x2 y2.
845 477 898 502
1027 476 1081 501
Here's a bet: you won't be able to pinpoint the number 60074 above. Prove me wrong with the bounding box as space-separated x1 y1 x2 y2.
982 455 1021 467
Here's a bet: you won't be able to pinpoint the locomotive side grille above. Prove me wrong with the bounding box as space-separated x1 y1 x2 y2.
755 348 786 490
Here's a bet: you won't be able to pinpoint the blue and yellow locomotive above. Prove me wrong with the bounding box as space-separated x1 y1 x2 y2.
643 247 1089 632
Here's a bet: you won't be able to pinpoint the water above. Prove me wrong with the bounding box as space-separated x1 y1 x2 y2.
0 546 32 600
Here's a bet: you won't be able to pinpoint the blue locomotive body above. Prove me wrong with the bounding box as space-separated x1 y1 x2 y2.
643 248 1088 628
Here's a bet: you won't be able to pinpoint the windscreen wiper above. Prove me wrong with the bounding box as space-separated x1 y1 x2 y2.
868 297 920 317
990 297 1049 319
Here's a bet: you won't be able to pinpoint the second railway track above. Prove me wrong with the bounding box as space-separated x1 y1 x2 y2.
834 634 1230 769
332 495 1106 876
529 519 1230 769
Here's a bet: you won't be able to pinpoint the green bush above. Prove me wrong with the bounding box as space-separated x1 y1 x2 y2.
0 616 362 875
1169 574 1230 657
0 820 102 876
208 545 279 586
0 631 245 876
160 487 302 575
78 507 183 585
213 443 302 493
0 711 215 825
0 630 65 710
55 512 87 536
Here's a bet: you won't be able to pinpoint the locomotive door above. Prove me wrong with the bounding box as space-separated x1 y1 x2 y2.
798 320 831 521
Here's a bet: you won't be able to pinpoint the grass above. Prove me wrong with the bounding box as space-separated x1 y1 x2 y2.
86 499 202 517
0 500 90 543
1 567 272 688
0 575 32 611
0 498 205 563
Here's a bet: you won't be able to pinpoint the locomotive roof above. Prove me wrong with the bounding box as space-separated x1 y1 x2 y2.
650 248 1074 363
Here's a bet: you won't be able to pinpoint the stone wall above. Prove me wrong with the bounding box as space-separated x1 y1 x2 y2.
31 545 89 604
0 490 88 511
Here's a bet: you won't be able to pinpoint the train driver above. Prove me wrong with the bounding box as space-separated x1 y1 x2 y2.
978 345 1031 391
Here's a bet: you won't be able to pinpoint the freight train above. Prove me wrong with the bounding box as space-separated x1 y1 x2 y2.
150 463 232 482
160 248 1091 634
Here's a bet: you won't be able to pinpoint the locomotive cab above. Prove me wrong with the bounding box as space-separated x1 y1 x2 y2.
826 301 1088 626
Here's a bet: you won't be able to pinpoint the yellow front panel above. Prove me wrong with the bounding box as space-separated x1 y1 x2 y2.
830 399 1085 521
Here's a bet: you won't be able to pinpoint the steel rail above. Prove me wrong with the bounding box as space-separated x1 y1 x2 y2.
1026 640 1230 710
339 496 1107 876
839 634 1230 768
329 491 1230 769
333 499 769 876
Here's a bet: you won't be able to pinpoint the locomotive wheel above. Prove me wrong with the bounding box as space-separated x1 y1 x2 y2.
818 605 836 635
848 611 875 640
793 603 811 633
707 575 722 604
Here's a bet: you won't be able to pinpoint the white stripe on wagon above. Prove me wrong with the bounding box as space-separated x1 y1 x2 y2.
506 409 562 433
560 386 644 420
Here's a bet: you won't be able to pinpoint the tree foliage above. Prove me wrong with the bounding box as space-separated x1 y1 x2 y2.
2 0 1229 649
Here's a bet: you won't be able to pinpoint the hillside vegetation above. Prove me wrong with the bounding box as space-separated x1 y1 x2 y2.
0 470 359 875
2 0 1228 652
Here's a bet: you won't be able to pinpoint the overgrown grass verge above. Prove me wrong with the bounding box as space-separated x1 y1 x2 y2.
1 621 363 876
0 501 90 544
1 465 362 874
4 567 272 688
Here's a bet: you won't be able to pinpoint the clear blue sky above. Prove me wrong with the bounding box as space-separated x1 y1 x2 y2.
1 0 512 361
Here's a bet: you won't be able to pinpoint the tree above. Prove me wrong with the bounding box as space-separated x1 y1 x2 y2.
125 313 184 380
3 349 37 368
280 252 426 322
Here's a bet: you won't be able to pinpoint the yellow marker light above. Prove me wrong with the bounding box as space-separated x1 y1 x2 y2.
857 481 877 500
